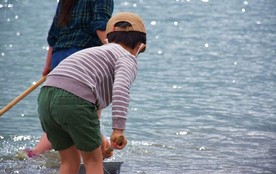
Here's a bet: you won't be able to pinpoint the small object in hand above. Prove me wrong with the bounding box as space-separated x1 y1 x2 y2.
105 135 124 154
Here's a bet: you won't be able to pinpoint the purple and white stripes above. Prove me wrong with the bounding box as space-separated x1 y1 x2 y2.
44 43 138 129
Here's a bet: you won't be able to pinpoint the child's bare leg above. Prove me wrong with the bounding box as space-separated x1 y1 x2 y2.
59 145 81 174
80 147 103 174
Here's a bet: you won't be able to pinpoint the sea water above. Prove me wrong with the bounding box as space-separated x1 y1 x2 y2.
0 0 275 173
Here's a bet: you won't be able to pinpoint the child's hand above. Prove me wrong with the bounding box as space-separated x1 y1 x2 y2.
110 129 127 150
101 136 113 159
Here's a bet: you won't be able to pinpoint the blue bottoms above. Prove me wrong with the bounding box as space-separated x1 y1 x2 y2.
51 48 82 69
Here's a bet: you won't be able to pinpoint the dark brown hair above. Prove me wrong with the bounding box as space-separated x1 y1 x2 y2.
107 22 146 49
58 0 77 27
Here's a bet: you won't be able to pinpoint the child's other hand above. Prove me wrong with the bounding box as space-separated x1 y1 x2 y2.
101 136 113 159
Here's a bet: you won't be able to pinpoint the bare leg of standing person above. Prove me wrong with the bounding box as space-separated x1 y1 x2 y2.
16 132 52 159
32 133 52 154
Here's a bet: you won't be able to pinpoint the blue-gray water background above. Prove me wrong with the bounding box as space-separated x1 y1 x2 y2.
0 0 275 173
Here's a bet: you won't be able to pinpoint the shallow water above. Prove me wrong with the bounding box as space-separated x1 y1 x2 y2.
0 0 276 173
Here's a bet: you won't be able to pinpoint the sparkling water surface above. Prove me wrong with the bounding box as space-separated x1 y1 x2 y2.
0 0 275 173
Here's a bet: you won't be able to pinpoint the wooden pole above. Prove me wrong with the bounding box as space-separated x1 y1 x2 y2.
0 76 46 116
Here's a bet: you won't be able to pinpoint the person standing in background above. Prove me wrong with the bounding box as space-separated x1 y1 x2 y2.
43 0 113 75
17 0 114 159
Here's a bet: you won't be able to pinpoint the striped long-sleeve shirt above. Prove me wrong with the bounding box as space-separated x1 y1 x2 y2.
44 43 138 130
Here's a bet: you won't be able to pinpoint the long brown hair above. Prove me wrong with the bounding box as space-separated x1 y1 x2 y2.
58 0 77 27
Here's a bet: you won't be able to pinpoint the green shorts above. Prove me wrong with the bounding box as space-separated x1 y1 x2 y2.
38 86 101 152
